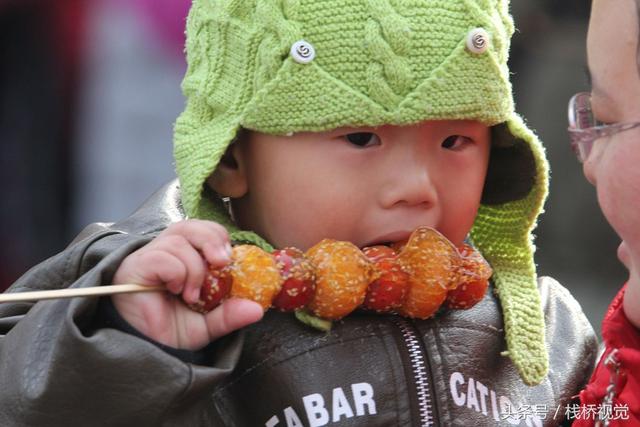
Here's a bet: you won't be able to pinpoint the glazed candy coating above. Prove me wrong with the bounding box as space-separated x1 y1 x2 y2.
362 246 409 313
456 243 493 285
445 243 493 309
272 248 316 312
229 245 282 310
188 265 233 314
305 240 375 320
397 227 460 319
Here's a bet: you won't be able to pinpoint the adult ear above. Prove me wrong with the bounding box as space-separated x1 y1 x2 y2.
206 143 248 198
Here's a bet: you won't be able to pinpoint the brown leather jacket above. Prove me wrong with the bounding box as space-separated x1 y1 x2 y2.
0 181 598 426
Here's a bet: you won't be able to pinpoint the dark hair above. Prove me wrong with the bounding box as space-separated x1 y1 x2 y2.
481 124 536 205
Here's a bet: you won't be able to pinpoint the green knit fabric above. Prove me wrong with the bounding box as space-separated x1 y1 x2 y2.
174 0 549 385
470 115 549 385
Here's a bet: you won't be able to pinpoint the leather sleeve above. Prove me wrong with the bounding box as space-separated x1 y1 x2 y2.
0 225 244 427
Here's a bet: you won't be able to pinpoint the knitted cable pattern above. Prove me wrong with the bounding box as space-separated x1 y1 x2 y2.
364 0 413 109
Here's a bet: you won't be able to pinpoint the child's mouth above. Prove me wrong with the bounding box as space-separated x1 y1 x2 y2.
367 241 393 247
363 231 413 249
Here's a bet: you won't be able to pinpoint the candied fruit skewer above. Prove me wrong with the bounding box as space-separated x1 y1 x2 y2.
0 227 492 314
188 227 493 320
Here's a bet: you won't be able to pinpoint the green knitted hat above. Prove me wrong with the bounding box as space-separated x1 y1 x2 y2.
173 0 549 386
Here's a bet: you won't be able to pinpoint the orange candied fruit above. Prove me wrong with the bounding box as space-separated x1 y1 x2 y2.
229 245 282 310
305 239 374 320
396 227 460 319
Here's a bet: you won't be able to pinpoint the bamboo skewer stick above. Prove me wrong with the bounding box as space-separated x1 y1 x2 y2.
0 284 165 304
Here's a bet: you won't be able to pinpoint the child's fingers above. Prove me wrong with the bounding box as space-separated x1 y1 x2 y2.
120 250 188 295
201 241 233 268
148 235 208 303
163 220 232 267
114 219 232 305
203 298 264 341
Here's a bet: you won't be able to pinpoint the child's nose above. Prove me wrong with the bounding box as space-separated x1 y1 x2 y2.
379 159 438 209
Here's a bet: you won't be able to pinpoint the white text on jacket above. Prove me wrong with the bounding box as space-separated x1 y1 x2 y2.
265 382 377 427
450 372 543 426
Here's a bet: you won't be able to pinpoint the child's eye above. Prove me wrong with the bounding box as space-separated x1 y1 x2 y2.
344 132 381 148
441 135 472 150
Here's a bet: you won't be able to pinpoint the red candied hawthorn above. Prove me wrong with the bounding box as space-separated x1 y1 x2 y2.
362 245 409 313
188 264 233 314
272 248 316 312
445 243 492 309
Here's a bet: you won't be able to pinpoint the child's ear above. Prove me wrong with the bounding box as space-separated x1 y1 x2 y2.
206 143 248 198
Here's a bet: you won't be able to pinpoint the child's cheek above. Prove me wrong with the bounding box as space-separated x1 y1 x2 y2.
442 195 483 246
438 215 473 247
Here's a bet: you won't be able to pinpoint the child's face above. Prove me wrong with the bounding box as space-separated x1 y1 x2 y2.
586 0 640 277
225 120 490 250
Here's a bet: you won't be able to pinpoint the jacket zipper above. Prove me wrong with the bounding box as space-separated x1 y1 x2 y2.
393 317 435 427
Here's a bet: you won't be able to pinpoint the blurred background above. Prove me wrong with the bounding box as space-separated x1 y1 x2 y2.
0 0 624 335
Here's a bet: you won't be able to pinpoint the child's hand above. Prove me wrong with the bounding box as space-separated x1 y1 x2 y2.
111 219 264 350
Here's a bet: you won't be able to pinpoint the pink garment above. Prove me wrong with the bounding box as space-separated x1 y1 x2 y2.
113 0 191 57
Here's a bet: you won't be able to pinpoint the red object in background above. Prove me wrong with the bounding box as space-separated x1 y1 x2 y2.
0 1 87 292
50 0 86 95
122 0 191 58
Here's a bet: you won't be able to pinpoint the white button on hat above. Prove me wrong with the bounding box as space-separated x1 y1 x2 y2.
466 28 490 54
290 40 316 64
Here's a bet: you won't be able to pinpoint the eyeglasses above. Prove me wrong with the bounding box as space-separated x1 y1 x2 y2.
567 92 640 162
